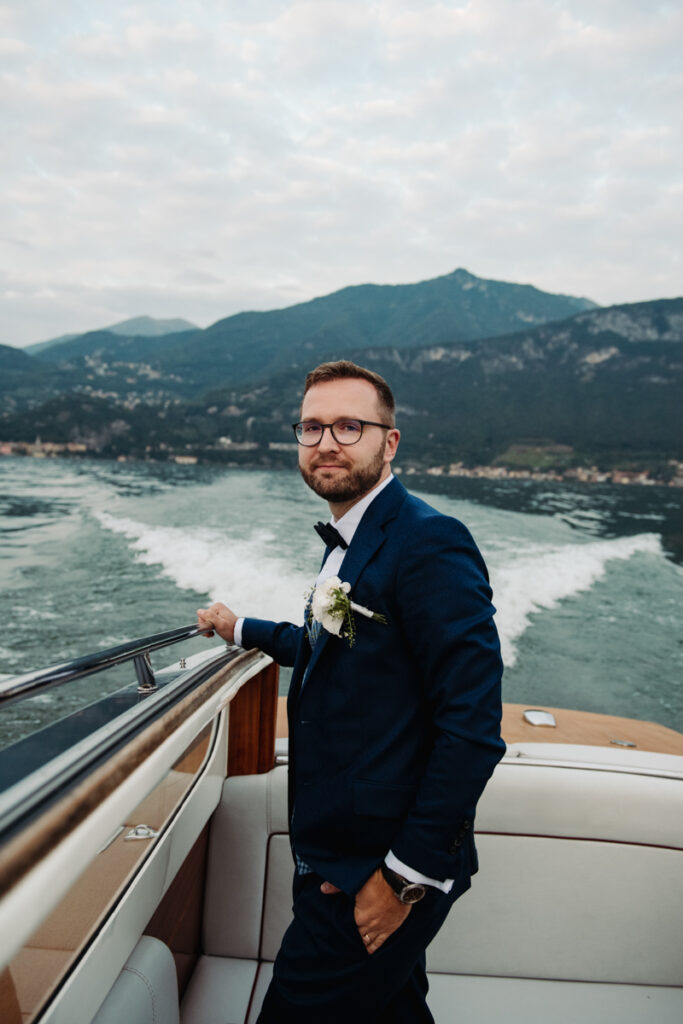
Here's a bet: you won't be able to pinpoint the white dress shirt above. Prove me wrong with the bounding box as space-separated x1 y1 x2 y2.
235 473 453 893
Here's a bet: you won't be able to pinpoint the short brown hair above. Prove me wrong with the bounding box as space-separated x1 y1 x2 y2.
303 361 396 426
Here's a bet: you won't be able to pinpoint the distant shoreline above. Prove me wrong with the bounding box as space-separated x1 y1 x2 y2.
406 462 683 488
2 440 682 489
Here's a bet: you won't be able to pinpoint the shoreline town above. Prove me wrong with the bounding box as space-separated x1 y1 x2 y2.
1 439 682 489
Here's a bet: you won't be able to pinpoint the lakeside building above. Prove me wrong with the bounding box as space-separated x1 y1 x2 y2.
1 441 681 488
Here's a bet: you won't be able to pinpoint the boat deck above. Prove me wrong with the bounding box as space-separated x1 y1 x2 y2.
277 696 683 754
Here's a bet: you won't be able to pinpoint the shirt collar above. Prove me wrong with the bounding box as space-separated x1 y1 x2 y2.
330 474 394 547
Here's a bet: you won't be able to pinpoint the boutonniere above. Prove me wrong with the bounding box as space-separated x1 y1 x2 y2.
308 576 387 647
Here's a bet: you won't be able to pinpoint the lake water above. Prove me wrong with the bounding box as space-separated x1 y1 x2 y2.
0 456 681 747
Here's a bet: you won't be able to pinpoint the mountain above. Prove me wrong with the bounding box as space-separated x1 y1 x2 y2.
28 327 200 372
0 344 69 408
202 297 683 467
25 332 81 355
3 276 680 478
26 316 198 356
0 344 35 372
102 316 198 338
569 301 683 343
151 268 597 392
11 269 598 407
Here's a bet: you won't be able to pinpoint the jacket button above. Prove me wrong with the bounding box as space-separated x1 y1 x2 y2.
449 840 462 854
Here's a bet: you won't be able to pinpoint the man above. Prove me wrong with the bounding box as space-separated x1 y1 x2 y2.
197 360 504 1023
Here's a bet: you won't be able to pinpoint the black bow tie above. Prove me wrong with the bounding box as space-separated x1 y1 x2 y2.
314 521 348 550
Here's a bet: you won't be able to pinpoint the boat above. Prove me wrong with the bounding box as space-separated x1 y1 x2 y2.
0 626 682 1023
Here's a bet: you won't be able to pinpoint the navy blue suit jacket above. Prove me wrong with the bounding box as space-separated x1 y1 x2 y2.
242 477 505 896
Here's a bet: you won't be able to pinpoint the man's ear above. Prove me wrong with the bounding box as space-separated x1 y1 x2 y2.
385 429 400 462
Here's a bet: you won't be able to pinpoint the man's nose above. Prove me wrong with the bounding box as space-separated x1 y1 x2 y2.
318 425 341 451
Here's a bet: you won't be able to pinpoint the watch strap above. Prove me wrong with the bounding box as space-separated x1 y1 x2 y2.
380 862 426 903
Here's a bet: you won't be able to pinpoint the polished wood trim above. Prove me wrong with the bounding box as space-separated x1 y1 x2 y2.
0 648 266 899
275 696 683 755
228 662 279 776
145 825 210 999
0 967 21 1024
7 762 204 1020
276 695 288 741
501 702 683 754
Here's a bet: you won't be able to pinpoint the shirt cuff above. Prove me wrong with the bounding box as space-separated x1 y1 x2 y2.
385 850 454 894
233 617 245 649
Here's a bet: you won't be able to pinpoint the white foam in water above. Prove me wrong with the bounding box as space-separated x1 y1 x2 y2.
491 532 663 666
96 513 664 667
96 512 308 625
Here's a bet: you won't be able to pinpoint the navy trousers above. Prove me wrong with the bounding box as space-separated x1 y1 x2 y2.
255 872 458 1024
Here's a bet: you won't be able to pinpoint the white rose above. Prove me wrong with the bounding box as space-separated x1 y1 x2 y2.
310 576 351 636
321 610 343 636
311 575 340 619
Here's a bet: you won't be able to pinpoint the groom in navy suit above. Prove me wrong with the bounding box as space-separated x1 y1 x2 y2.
198 361 504 1023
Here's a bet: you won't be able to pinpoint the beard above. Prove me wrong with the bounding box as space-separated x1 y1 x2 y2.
299 443 386 504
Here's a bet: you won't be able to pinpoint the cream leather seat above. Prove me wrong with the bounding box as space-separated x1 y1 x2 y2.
179 754 683 1023
93 936 179 1024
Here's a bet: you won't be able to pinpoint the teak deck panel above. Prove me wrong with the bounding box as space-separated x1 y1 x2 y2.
276 697 683 755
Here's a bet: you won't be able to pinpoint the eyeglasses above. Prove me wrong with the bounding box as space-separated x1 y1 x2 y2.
292 419 391 447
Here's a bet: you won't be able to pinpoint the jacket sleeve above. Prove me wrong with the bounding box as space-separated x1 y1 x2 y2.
389 515 505 881
240 616 303 668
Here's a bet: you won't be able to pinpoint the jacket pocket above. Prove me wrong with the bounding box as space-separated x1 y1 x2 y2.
353 779 417 819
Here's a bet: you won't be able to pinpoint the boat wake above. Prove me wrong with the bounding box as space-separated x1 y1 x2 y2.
94 511 309 625
491 532 663 666
96 512 664 671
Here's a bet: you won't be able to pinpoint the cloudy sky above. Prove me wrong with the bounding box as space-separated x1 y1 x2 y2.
1 0 681 347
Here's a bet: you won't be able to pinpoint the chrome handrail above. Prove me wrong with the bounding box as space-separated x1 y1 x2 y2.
0 623 215 708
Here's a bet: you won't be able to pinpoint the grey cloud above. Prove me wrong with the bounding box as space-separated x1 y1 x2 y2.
2 0 681 347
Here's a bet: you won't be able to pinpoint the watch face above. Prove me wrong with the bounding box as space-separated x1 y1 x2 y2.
400 883 426 904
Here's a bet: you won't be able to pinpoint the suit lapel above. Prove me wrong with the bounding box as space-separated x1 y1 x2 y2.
296 477 407 694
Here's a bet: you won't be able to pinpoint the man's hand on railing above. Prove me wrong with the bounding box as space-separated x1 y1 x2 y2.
0 623 220 707
197 602 239 644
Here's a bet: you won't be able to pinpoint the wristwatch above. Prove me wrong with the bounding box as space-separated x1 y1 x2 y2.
380 863 427 904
